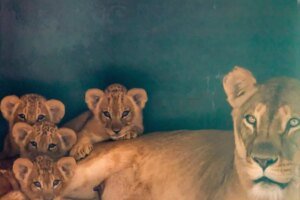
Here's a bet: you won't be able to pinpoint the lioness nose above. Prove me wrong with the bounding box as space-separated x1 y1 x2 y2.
252 157 278 170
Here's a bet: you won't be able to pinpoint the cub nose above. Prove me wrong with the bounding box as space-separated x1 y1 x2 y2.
252 157 278 170
44 196 54 200
27 119 36 125
113 128 121 134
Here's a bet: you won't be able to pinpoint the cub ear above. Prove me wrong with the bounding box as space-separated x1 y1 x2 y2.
128 88 148 109
57 157 76 179
223 66 258 108
85 89 104 112
0 95 20 121
45 99 65 124
12 122 33 146
57 128 77 151
12 158 33 182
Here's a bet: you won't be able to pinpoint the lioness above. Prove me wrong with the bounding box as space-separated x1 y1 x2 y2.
69 84 148 161
0 94 65 159
62 67 300 200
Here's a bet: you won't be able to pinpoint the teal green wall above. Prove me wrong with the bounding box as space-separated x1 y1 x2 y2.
0 0 298 147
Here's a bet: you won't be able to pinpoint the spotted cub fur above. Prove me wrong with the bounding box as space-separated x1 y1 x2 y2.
0 94 65 159
12 121 77 160
1 155 76 200
70 83 148 160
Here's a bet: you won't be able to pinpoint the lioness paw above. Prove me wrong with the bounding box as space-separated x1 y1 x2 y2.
70 142 93 160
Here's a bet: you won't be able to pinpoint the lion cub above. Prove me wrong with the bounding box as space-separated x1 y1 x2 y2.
12 121 77 160
0 94 65 159
70 83 148 160
0 155 76 200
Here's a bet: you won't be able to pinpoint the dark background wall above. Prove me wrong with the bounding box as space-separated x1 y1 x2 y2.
0 0 298 148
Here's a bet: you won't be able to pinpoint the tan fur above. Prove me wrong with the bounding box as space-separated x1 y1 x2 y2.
0 174 13 198
69 84 148 160
0 94 65 159
12 121 77 160
0 169 19 198
61 67 300 200
63 111 92 133
63 130 240 200
11 155 76 200
0 191 27 200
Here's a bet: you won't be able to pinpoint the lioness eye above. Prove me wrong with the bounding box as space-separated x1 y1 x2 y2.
33 181 41 188
288 118 300 128
53 179 61 187
18 113 26 121
37 114 46 122
48 143 57 151
245 114 256 125
122 110 130 118
102 111 111 118
30 141 37 148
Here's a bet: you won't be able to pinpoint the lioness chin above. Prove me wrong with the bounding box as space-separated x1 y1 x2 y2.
63 66 300 200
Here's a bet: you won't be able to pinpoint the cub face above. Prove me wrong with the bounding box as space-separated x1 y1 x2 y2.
224 67 300 200
0 94 65 127
86 84 148 140
13 155 76 200
12 121 77 160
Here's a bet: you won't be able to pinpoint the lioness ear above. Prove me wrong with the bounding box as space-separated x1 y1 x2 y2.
223 66 258 108
57 157 76 179
12 122 33 146
127 88 148 109
13 158 33 182
0 95 20 121
45 99 65 124
57 128 77 151
85 89 104 112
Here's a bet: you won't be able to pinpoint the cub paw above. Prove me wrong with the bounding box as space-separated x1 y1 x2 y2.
70 142 93 161
120 130 138 140
1 191 26 200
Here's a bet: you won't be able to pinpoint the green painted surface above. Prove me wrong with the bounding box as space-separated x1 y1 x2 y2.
0 0 298 149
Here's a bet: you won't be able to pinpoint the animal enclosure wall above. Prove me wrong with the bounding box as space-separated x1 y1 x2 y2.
0 0 298 149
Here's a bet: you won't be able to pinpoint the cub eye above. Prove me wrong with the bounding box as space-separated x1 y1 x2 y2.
30 141 37 148
244 114 256 125
33 181 42 188
288 118 300 128
18 114 26 121
53 179 61 188
102 111 111 119
122 110 130 118
48 143 57 151
37 114 46 122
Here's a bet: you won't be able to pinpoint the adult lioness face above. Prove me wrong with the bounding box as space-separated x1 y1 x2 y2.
224 67 300 200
